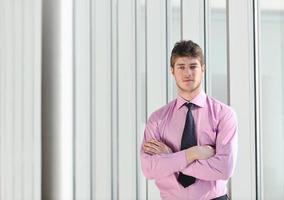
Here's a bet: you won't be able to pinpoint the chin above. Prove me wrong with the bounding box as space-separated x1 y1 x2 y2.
186 87 198 93
180 88 193 93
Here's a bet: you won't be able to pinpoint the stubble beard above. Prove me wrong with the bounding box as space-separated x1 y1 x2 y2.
177 80 202 95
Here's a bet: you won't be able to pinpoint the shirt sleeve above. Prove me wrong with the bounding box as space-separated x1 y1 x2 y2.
140 113 188 180
181 109 238 181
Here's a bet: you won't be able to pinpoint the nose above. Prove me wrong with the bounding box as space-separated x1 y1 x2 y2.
184 67 192 77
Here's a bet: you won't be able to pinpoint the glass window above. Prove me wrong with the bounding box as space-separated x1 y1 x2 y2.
207 0 228 103
259 0 284 199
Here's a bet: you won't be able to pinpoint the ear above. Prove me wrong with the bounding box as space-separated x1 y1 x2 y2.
202 64 205 72
170 67 174 75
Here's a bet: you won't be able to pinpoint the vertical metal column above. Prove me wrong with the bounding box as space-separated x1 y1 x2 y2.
42 0 74 199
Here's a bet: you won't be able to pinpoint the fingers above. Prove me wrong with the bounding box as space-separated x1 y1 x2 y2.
204 145 215 155
191 145 216 160
204 145 215 150
143 146 163 155
198 145 215 159
144 142 160 152
143 141 163 155
143 139 172 155
147 139 164 147
143 145 158 155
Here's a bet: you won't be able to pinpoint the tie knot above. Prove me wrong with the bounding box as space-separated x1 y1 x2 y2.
185 102 194 110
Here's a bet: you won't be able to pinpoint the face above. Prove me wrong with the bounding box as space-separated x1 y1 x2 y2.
171 56 205 95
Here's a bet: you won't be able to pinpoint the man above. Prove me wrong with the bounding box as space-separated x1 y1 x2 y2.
140 40 238 200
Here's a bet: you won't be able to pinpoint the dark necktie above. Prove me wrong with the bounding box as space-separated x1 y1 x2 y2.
177 102 197 187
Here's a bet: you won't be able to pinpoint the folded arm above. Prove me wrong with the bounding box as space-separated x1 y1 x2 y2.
181 110 238 181
140 114 215 180
140 115 189 180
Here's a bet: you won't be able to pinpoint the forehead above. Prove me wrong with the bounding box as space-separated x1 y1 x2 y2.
174 56 201 65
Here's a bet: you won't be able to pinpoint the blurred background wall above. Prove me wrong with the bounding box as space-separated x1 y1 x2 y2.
0 0 283 199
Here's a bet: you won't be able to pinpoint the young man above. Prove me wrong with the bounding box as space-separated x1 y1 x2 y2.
140 40 238 200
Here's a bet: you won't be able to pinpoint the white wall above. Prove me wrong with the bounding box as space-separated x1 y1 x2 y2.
86 0 207 199
0 0 41 199
228 0 257 199
2 0 283 199
259 7 284 200
73 0 261 198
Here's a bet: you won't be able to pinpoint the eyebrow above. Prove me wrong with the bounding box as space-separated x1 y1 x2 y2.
176 62 198 66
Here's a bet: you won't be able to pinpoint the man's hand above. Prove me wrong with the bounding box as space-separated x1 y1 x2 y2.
185 145 215 164
143 139 173 155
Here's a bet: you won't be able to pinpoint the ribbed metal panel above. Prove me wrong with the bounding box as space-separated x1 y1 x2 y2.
0 1 41 200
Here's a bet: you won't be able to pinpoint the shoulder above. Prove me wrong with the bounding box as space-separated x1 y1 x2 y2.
206 95 237 121
148 99 176 123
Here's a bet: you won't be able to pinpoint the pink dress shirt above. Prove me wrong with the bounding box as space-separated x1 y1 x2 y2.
140 91 238 200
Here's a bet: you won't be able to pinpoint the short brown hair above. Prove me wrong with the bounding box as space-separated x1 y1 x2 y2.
170 40 204 67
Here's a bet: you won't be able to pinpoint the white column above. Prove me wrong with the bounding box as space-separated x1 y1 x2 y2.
92 0 112 199
228 0 257 199
146 0 167 199
117 0 137 199
181 0 205 48
42 0 74 199
74 0 92 199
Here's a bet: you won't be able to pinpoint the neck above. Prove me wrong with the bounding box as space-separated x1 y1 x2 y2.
178 88 201 101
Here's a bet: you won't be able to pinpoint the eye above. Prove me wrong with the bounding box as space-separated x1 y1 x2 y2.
178 66 185 70
190 65 197 70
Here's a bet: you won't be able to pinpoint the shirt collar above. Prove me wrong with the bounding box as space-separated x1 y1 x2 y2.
176 90 206 109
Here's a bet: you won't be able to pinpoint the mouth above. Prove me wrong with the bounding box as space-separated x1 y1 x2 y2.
183 79 193 82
